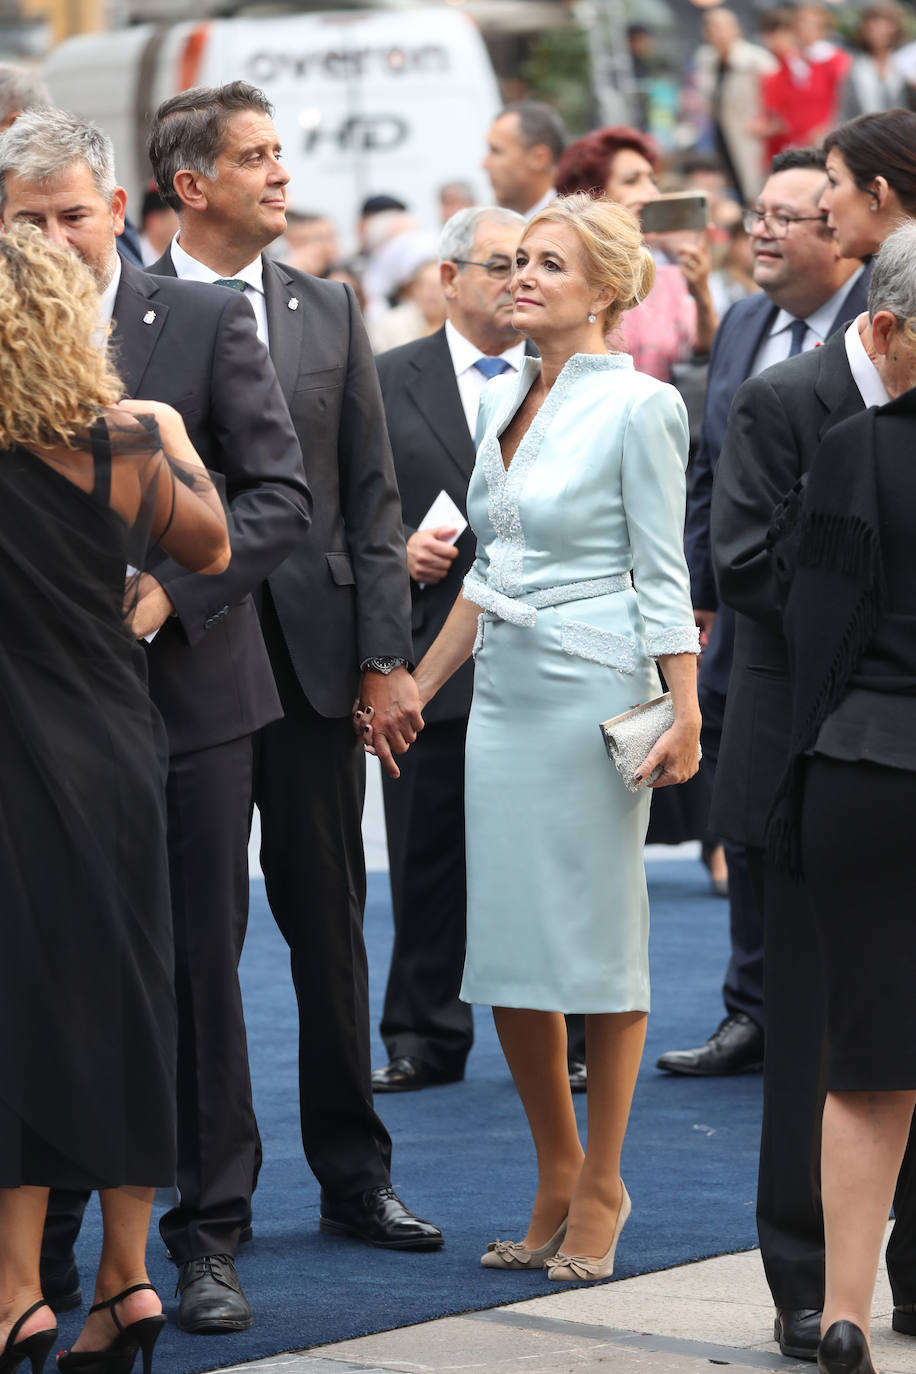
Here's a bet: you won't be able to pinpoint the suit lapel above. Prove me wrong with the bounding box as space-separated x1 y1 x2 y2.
814 330 863 438
735 294 778 381
405 331 475 480
110 261 169 397
261 257 303 400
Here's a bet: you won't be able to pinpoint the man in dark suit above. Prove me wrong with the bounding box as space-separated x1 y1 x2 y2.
706 154 916 1359
661 145 868 1085
0 108 310 1331
370 205 527 1092
147 80 442 1259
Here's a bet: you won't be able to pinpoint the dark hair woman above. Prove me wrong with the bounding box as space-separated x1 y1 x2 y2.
820 107 916 257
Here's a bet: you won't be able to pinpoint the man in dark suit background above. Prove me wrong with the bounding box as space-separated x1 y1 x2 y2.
147 80 442 1263
705 151 916 1360
0 107 310 1332
661 148 869 1087
370 205 527 1093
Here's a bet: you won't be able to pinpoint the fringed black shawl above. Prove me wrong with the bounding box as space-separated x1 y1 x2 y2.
766 403 887 878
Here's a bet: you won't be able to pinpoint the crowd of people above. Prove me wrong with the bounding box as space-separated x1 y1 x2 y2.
2 15 916 1374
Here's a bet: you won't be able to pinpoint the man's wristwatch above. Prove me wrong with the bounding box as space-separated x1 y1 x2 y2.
361 656 409 675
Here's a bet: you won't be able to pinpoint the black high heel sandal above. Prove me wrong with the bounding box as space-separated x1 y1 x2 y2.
0 1301 58 1374
817 1321 876 1374
56 1285 165 1374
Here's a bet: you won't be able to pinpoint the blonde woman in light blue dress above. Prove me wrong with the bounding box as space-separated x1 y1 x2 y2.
368 194 701 1282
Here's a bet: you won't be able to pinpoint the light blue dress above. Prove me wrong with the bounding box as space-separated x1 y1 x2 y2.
460 353 698 1014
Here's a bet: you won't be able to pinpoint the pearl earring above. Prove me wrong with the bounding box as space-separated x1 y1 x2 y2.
588 312 597 324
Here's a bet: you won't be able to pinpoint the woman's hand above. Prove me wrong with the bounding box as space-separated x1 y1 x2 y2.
676 231 711 298
634 718 701 789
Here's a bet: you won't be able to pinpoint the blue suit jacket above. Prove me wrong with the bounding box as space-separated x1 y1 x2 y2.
684 266 872 698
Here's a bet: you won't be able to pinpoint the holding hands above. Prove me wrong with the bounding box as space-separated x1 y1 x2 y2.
353 667 424 779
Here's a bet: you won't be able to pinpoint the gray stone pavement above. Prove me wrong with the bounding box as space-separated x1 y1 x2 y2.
216 1234 916 1374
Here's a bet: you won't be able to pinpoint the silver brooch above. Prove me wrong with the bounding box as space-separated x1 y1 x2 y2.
143 309 156 325
287 297 299 311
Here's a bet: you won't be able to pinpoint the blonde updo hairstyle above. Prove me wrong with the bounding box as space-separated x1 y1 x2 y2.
0 223 122 451
524 192 655 332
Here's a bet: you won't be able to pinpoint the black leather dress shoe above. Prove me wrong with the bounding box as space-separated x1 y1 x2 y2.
656 1012 764 1077
817 1320 875 1373
893 1303 916 1334
774 1307 822 1361
177 1254 253 1334
40 1257 82 1314
320 1184 444 1249
568 1059 587 1093
370 1056 460 1093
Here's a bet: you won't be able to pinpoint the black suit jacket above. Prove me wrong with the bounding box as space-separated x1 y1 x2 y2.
375 327 483 722
123 258 310 754
151 252 412 719
685 267 871 699
708 328 867 845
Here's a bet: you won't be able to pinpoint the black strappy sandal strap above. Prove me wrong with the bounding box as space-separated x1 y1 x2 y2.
5 1301 53 1351
88 1286 158 1334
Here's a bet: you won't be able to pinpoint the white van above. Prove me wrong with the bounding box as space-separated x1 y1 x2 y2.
43 7 501 243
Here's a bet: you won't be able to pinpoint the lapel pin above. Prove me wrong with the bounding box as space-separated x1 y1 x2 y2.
143 309 156 325
287 297 299 311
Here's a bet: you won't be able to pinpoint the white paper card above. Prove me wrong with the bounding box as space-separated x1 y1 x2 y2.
418 489 467 540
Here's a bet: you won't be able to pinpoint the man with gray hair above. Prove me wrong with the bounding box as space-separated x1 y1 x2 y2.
147 77 443 1264
0 62 50 131
370 205 527 1092
0 104 310 1334
482 101 566 219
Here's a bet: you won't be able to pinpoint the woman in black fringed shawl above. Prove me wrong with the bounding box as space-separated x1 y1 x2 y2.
769 223 916 1374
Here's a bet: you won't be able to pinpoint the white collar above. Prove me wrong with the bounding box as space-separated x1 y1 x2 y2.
170 235 265 295
445 318 527 376
769 268 865 344
523 187 558 221
98 252 122 326
845 314 890 408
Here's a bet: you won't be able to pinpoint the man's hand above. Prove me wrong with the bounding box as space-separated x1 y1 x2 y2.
358 667 424 779
406 526 459 584
694 608 716 652
126 572 175 639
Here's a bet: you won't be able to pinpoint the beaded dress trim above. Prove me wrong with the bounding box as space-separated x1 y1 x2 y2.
480 353 633 596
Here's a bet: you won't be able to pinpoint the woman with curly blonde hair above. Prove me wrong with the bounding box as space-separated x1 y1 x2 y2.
0 225 230 1374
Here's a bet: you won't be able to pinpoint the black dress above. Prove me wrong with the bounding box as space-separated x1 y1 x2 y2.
0 418 177 1188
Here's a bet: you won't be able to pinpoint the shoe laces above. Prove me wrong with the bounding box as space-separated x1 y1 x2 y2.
175 1254 235 1296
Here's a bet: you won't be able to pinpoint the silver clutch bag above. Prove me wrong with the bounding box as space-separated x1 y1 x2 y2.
599 692 690 793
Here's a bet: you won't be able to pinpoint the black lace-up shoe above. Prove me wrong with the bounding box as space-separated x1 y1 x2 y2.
177 1254 253 1334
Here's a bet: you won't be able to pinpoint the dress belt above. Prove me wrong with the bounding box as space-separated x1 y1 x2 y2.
463 572 632 629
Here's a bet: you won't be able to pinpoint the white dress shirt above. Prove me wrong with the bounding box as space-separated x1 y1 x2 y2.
522 187 558 222
752 267 865 376
444 319 527 436
845 314 891 408
169 236 269 345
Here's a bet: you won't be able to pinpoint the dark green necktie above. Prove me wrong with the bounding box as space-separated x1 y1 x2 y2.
213 278 247 292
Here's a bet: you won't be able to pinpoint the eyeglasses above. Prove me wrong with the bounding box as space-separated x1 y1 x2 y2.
452 258 513 280
742 209 828 237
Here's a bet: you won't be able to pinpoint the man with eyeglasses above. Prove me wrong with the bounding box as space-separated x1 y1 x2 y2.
670 145 872 1362
370 207 539 1094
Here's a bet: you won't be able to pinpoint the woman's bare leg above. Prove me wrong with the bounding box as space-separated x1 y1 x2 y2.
822 1089 916 1339
492 1007 584 1247
0 1187 54 1349
563 1010 647 1259
69 1188 161 1353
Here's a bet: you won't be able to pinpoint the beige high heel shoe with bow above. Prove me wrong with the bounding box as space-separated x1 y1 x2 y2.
546 1183 631 1282
480 1216 568 1270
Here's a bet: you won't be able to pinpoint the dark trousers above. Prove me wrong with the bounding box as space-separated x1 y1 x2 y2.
700 682 763 1027
42 735 258 1268
255 601 392 1197
159 735 258 1262
748 844 916 1309
380 718 473 1078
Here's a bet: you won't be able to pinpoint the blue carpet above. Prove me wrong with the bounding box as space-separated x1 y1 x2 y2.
57 859 762 1371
